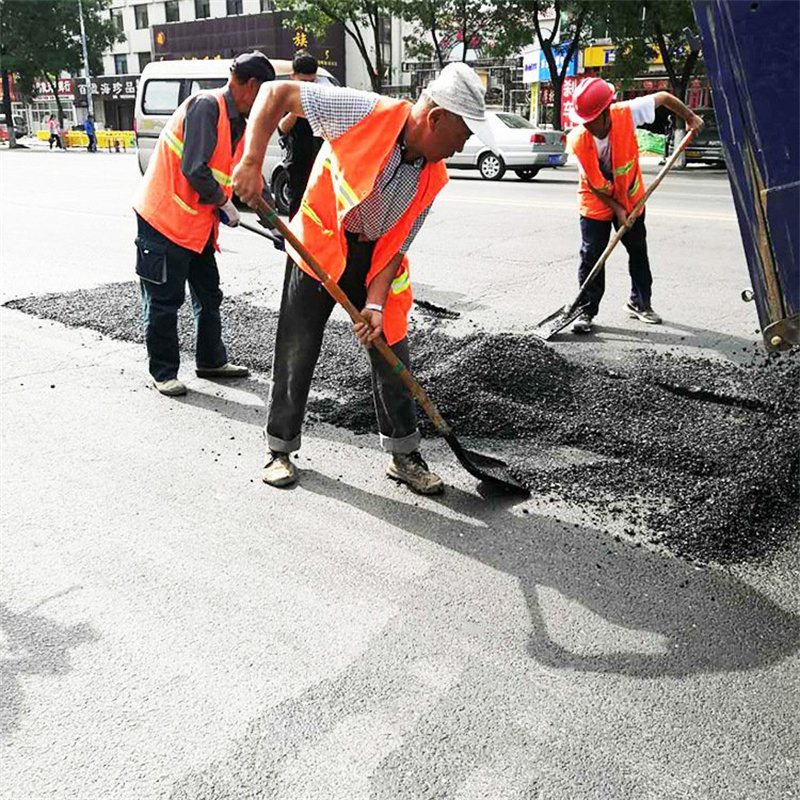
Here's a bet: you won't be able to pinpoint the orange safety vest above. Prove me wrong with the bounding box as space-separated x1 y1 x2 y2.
287 98 449 346
132 89 243 253
567 103 646 221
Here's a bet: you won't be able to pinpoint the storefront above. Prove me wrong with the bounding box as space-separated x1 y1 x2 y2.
151 12 345 85
76 75 140 131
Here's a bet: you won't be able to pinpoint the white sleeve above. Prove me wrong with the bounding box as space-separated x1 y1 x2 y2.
628 95 656 127
299 83 380 141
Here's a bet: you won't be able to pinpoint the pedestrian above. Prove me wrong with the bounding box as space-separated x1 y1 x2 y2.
277 50 323 219
47 115 61 149
131 51 276 396
567 79 704 334
233 62 498 494
84 114 97 152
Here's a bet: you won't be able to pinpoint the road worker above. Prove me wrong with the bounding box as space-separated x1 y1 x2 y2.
132 52 275 395
233 63 498 493
567 77 704 334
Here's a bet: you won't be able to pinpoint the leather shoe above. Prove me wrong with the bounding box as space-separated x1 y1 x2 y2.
153 378 187 396
261 452 297 488
195 362 250 379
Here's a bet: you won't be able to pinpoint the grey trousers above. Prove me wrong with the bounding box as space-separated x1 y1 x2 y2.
266 234 419 455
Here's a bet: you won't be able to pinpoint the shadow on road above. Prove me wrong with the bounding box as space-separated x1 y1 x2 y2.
301 470 800 680
0 590 98 739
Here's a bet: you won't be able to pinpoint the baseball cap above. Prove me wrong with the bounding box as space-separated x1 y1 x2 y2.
231 51 275 83
423 62 501 155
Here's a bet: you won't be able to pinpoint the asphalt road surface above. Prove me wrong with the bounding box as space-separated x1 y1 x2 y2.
1 149 798 800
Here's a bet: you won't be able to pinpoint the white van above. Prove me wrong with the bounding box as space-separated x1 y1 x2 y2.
134 58 339 213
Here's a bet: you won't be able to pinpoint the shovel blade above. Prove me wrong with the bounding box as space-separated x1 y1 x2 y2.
444 433 529 494
530 303 587 341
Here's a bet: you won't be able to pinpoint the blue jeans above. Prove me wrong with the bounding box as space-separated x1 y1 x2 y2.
136 214 228 382
578 210 652 317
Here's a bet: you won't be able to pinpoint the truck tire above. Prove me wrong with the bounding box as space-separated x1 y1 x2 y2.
272 168 291 215
478 151 506 181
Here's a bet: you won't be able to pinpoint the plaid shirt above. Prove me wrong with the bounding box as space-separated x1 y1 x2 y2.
300 83 431 254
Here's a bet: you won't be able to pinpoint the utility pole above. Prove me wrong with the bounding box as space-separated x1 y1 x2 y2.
77 0 94 117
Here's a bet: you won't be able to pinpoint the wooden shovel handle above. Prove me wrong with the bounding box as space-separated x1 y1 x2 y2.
254 196 452 435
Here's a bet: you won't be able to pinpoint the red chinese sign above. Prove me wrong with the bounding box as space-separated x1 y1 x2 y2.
561 75 580 128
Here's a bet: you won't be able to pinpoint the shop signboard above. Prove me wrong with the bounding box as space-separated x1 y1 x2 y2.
561 75 581 128
538 43 577 83
75 75 139 103
522 50 540 84
34 78 74 99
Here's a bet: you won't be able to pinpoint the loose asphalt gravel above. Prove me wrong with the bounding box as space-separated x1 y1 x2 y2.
5 281 798 567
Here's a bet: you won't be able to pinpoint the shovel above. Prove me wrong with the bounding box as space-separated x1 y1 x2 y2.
248 195 528 494
531 129 697 340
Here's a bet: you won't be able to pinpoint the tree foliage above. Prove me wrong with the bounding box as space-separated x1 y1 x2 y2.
0 0 122 126
600 0 701 102
274 0 394 91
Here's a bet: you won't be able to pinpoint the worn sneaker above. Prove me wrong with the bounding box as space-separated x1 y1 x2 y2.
196 362 250 379
261 452 297 488
386 451 444 495
153 378 187 396
571 312 594 334
625 302 662 324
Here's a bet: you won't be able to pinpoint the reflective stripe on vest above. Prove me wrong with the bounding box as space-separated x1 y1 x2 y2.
391 268 410 294
323 156 360 211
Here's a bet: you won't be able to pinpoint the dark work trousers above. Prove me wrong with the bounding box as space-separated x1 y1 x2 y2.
578 209 652 317
267 233 419 456
136 214 228 382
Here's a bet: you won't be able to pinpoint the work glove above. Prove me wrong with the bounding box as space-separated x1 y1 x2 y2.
218 198 240 227
270 231 285 252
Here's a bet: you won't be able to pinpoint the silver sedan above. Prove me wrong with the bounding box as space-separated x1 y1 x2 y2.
447 111 567 181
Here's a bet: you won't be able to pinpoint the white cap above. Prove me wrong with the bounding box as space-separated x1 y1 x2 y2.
423 62 500 155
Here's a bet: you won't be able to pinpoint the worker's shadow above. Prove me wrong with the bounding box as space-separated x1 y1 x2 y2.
557 320 758 363
301 470 800 680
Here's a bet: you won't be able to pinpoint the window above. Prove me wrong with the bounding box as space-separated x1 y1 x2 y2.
194 0 210 19
138 51 152 70
189 78 226 94
134 4 148 29
260 0 275 10
142 79 182 114
114 54 128 74
226 0 243 14
496 112 535 129
165 0 180 22
110 8 123 32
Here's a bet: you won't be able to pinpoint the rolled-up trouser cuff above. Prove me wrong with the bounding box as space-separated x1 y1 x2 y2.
267 432 301 454
379 429 420 455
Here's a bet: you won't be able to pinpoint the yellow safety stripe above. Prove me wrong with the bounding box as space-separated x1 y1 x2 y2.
391 268 410 295
163 127 184 158
628 176 640 196
210 167 233 187
323 157 360 211
172 193 198 215
300 199 334 236
614 157 635 177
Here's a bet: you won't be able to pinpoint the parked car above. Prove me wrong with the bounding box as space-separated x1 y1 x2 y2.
446 111 567 180
0 112 28 139
134 58 340 213
684 107 726 166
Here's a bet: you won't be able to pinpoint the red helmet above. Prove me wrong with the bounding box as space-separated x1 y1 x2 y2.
569 78 616 125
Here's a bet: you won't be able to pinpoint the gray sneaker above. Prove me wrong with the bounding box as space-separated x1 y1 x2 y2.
261 452 297 488
153 378 187 396
572 312 594 334
387 451 444 495
625 302 662 324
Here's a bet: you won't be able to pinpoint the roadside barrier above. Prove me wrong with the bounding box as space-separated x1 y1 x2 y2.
36 129 136 150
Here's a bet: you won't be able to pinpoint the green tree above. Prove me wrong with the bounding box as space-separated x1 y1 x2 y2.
601 0 701 105
0 0 121 142
497 1 607 130
274 0 394 91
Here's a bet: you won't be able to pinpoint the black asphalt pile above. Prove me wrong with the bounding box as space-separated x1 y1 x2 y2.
6 282 798 565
